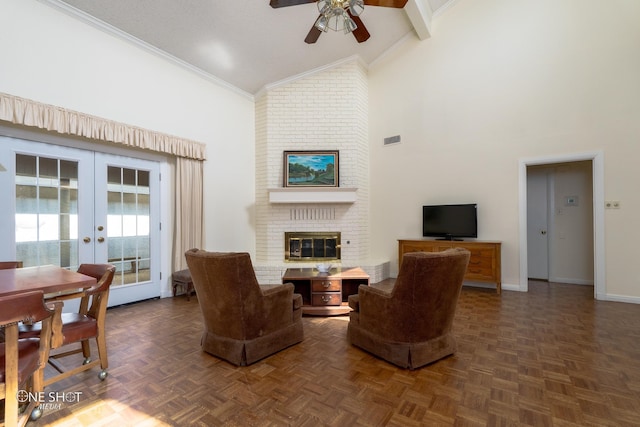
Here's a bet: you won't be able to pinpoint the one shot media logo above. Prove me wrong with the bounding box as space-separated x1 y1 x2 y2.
17 390 82 410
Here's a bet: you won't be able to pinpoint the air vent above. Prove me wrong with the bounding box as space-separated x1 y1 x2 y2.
384 135 401 145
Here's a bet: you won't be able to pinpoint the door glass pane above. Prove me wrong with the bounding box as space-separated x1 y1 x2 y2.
15 154 79 269
107 167 151 286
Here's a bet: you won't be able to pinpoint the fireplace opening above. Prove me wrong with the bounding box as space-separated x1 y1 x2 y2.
285 232 341 261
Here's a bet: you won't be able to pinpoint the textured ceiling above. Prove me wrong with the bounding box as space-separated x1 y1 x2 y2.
50 0 456 95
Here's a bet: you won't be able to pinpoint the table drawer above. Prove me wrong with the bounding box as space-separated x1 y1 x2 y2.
401 244 436 254
311 279 341 292
467 256 493 269
466 267 495 281
312 293 342 306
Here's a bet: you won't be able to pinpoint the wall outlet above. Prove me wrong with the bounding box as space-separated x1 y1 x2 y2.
605 201 621 209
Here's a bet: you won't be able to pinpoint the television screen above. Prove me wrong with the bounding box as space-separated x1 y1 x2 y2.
423 204 478 240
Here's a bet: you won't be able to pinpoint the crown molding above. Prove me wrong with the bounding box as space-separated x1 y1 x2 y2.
38 0 254 101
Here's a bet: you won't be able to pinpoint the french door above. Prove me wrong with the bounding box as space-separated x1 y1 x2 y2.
2 137 160 306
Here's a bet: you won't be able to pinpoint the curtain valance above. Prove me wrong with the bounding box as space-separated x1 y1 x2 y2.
0 92 206 160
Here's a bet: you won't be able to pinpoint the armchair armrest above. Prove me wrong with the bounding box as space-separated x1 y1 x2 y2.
354 282 399 339
349 282 394 311
262 282 302 308
260 282 298 328
260 283 292 298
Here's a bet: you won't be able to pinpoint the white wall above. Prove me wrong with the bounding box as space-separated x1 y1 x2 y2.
368 0 640 299
0 1 256 259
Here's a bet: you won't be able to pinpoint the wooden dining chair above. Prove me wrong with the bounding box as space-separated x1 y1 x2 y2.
0 261 23 270
19 264 116 386
1 291 60 427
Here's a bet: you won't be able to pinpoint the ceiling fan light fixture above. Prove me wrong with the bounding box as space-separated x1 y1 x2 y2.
347 0 364 17
314 14 329 32
343 15 357 34
314 0 363 33
323 7 344 32
317 0 331 15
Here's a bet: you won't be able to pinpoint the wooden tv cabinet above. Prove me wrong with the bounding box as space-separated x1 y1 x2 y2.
282 267 370 315
398 239 502 294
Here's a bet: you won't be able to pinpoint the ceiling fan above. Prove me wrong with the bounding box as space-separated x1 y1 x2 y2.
270 0 408 44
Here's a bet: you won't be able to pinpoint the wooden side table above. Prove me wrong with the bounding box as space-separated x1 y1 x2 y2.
172 269 194 300
282 267 369 315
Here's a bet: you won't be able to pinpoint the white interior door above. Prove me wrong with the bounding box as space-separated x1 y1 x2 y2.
2 137 160 306
527 168 550 280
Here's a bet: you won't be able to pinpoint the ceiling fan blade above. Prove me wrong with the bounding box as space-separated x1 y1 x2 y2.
305 25 323 44
349 13 370 43
363 0 408 7
270 0 317 8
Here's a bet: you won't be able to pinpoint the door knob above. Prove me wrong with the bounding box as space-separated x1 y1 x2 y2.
97 237 105 243
83 237 91 243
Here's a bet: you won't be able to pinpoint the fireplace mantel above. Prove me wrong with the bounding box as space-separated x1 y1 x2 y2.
268 188 357 204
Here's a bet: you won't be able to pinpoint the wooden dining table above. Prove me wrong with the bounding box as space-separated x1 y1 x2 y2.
0 264 96 297
0 265 96 427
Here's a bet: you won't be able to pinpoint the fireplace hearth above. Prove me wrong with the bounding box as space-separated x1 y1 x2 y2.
285 232 341 261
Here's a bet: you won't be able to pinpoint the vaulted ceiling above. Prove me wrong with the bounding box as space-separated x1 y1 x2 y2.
47 0 457 96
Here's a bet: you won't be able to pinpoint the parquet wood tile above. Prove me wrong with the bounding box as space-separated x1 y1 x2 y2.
27 281 640 426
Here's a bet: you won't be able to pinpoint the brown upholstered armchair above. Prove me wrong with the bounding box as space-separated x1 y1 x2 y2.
347 248 470 369
185 249 304 366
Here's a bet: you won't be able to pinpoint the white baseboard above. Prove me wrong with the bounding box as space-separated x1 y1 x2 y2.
597 293 640 304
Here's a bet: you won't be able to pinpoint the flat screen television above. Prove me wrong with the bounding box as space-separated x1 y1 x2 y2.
422 204 478 240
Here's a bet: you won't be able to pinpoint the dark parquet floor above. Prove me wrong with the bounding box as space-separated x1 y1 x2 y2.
33 281 640 426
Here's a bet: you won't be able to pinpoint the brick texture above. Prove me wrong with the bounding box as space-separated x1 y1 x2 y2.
254 60 387 283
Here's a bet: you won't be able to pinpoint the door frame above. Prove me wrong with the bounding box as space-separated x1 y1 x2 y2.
518 151 605 299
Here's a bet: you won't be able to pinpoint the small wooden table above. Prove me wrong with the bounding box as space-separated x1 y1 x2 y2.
282 267 369 316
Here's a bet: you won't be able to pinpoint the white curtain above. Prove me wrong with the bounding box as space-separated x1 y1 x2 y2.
0 92 206 272
174 157 204 270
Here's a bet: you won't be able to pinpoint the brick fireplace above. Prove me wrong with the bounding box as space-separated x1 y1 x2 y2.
253 59 389 284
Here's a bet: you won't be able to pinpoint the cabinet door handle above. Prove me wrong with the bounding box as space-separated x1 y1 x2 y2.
321 295 331 302
322 281 330 288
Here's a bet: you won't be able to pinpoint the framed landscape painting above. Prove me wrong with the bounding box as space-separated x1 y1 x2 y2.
283 150 339 187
